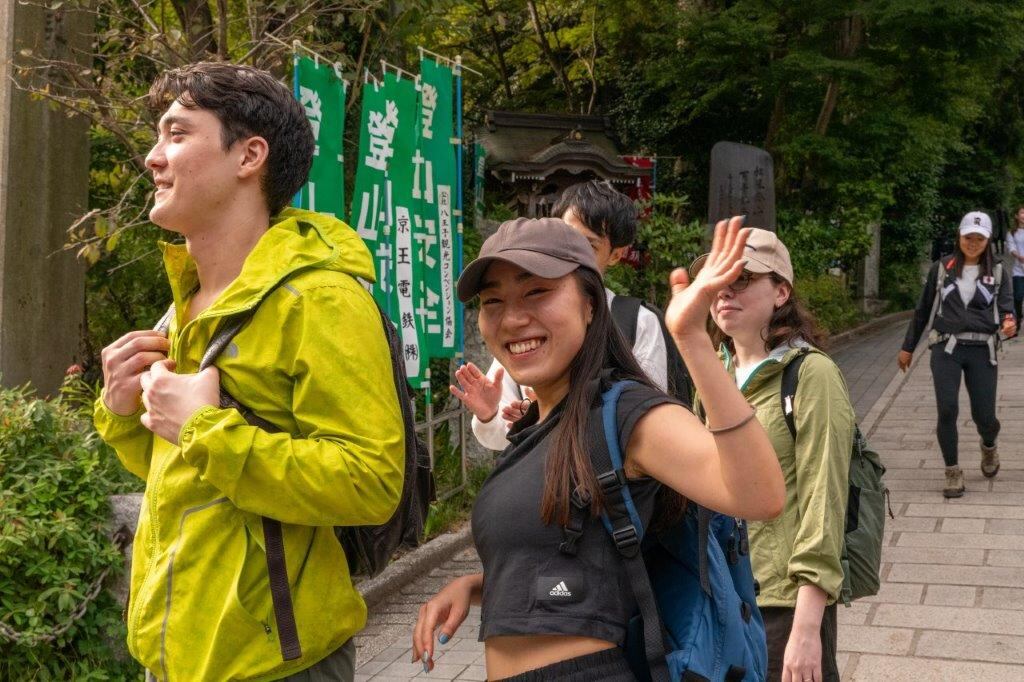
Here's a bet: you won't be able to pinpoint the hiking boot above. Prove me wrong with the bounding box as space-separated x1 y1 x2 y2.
944 466 965 498
981 441 1000 478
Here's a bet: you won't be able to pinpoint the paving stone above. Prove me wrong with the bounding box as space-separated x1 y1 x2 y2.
850 654 1024 681
836 601 872 625
898 531 1024 550
979 587 1024 610
915 630 1024 664
895 491 1024 505
881 546 985 565
858 582 923 604
886 516 939 532
923 584 977 606
837 624 913 655
942 517 987 533
986 518 1024 534
888 563 1024 588
380 660 429 678
419 663 468 679
906 503 1024 519
987 549 1024 567
873 603 1024 636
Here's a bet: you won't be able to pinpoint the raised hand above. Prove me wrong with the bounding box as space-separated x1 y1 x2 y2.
664 216 750 341
449 362 504 422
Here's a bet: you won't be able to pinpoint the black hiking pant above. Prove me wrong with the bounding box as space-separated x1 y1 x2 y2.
930 343 1000 467
762 603 840 681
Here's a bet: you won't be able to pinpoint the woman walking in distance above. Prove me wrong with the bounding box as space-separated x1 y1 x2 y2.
899 211 1016 498
411 216 785 680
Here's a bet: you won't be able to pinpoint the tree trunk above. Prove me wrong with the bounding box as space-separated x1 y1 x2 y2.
525 0 577 110
480 0 514 99
170 0 217 60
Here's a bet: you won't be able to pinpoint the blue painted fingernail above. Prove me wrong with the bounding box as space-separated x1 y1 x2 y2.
423 660 431 673
438 633 449 644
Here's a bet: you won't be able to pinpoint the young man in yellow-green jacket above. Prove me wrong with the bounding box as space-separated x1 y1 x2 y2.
93 63 405 681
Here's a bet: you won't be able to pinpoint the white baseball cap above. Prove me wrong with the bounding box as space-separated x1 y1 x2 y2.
959 211 992 239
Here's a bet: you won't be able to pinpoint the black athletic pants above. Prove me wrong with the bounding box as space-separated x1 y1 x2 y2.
762 603 840 682
930 343 1000 467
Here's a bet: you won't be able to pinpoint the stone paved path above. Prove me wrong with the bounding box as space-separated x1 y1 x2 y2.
356 318 1024 680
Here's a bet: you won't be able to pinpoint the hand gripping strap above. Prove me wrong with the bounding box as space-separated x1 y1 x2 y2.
595 380 670 682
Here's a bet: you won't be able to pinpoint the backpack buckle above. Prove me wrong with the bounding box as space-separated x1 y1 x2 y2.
559 527 583 556
597 469 627 494
611 524 640 551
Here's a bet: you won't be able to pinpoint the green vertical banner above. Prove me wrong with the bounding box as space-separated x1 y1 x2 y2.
350 76 391 314
381 70 425 383
294 55 346 216
414 57 458 359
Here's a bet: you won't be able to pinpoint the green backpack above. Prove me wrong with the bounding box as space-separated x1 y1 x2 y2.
780 350 894 605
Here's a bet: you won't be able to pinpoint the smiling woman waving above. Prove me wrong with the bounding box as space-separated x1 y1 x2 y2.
410 216 784 681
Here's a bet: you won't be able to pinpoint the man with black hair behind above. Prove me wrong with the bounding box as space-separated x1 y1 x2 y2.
93 63 405 681
452 179 692 450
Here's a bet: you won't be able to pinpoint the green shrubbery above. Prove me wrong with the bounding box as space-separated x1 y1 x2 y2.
0 375 141 680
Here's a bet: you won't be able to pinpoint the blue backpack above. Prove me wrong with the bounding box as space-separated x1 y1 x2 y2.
580 380 768 682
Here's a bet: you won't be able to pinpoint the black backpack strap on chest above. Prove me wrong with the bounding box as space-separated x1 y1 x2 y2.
611 295 642 347
780 349 811 440
576 379 670 682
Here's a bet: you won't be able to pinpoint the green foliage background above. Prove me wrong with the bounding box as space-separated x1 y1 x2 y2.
0 377 142 680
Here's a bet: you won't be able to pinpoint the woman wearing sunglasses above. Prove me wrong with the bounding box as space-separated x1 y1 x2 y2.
692 228 855 682
411 216 785 681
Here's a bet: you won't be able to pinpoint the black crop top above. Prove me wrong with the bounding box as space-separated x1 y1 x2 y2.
471 376 681 644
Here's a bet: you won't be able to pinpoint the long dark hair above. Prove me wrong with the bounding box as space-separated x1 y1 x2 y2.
540 268 685 526
710 273 825 354
949 237 995 279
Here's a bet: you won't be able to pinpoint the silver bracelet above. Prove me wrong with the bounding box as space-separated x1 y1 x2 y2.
707 404 758 434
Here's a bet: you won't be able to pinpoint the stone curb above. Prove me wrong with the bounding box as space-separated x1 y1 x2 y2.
827 309 913 350
357 524 474 609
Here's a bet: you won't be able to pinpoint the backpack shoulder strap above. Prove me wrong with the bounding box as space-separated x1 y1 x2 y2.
611 295 642 347
579 379 670 682
779 349 811 440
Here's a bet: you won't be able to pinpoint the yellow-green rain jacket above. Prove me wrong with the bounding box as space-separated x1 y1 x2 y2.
94 209 405 681
699 344 854 607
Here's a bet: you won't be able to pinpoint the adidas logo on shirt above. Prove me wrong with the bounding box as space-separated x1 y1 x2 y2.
549 581 572 597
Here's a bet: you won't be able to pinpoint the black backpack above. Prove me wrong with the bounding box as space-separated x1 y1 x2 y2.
155 291 434 661
610 295 694 408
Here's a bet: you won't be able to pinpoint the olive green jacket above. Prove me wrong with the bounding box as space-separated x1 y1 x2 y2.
94 209 405 681
701 344 854 607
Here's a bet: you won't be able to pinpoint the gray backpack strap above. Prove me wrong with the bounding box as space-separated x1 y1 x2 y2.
154 304 175 334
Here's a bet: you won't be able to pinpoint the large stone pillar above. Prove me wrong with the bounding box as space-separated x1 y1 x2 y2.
0 1 91 395
859 220 884 314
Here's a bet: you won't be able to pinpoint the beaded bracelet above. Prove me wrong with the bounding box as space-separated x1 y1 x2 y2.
707 404 758 435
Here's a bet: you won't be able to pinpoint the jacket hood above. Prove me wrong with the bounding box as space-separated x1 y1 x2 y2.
160 208 376 319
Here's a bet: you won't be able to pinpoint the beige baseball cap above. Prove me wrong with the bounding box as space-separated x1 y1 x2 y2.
688 227 794 285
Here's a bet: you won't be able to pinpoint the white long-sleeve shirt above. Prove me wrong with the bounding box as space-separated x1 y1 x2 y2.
470 288 669 451
1007 229 1024 277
